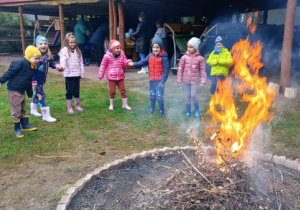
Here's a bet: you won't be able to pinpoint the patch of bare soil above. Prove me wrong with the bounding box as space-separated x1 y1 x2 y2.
68 151 300 210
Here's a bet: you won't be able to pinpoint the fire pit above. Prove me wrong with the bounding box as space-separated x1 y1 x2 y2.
57 146 300 210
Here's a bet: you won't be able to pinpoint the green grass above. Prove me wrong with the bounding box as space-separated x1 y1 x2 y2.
0 66 189 169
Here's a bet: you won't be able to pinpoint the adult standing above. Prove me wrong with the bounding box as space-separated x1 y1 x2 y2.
74 18 86 58
90 22 109 67
129 12 150 74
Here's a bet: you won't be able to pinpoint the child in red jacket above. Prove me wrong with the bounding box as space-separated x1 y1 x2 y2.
177 37 206 118
128 37 169 115
98 40 132 110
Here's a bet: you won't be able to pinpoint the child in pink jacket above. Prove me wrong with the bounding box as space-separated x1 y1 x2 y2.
177 37 206 118
98 40 132 110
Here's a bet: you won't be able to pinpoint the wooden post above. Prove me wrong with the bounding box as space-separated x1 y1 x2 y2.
118 2 125 50
112 1 117 40
280 0 297 92
59 4 65 48
18 6 26 55
109 0 113 40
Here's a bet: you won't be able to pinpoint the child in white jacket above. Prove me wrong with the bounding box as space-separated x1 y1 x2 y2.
59 32 85 114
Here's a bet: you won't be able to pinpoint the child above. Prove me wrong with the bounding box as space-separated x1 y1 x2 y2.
0 45 41 138
177 37 206 118
31 35 64 123
98 40 132 111
128 37 169 115
206 36 232 98
154 20 167 51
59 32 85 114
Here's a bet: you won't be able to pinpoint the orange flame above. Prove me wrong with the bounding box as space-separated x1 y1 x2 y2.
207 24 276 164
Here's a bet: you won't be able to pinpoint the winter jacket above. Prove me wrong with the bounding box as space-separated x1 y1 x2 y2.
133 50 169 84
32 52 58 86
206 48 233 76
177 50 206 85
98 49 132 81
90 23 109 46
59 47 85 78
0 58 34 97
74 19 86 45
130 21 150 53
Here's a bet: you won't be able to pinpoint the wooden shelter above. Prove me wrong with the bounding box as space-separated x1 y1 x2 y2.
0 0 299 92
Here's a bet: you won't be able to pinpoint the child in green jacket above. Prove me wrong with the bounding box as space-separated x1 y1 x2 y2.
206 36 233 97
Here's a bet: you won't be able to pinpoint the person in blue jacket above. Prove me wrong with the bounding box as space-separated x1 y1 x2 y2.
90 22 109 67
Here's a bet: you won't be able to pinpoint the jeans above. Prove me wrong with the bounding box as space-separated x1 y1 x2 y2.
139 52 147 68
210 75 226 95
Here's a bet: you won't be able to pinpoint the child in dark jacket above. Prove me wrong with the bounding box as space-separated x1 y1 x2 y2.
177 37 206 118
0 45 41 138
31 35 64 123
128 37 169 115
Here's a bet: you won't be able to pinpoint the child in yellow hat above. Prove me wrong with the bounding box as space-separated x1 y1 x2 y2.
0 45 41 138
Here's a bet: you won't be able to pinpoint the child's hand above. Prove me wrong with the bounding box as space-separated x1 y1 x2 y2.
58 66 64 72
28 98 33 103
128 62 133 66
200 83 205 87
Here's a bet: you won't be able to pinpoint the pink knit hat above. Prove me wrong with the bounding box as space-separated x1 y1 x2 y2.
109 40 121 51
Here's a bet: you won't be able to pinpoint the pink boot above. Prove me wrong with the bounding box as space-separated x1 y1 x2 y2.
74 98 84 112
109 98 114 110
122 98 131 110
67 99 74 114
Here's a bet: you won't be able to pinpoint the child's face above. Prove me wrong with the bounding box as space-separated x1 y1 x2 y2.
37 41 48 54
113 47 121 54
69 38 77 50
156 23 160 28
29 56 40 64
187 43 196 54
152 44 160 55
216 42 223 50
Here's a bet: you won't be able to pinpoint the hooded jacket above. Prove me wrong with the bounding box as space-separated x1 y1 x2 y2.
177 50 206 85
0 58 34 97
98 49 132 81
130 21 150 53
206 48 233 76
133 50 169 84
74 18 86 45
59 47 85 78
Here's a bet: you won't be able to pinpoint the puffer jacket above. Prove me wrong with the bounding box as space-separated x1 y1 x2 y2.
177 50 206 85
130 21 150 53
133 50 169 84
98 49 132 81
206 48 233 76
74 18 86 45
59 47 85 78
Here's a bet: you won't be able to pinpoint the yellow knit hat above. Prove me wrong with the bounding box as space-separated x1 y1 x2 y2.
24 45 41 59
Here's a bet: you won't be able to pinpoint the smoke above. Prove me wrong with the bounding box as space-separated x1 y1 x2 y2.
247 124 271 153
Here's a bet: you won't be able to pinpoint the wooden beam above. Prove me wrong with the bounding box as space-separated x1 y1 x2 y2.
0 37 34 41
118 1 125 51
18 6 26 55
0 25 34 30
112 1 117 40
280 0 297 92
59 4 65 48
109 0 113 40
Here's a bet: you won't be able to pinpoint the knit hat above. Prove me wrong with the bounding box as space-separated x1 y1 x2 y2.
109 40 121 51
24 45 41 59
188 37 201 49
152 37 163 49
35 35 48 46
125 33 131 39
215 36 223 43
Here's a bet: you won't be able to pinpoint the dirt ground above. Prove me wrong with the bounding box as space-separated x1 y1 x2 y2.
0 54 212 210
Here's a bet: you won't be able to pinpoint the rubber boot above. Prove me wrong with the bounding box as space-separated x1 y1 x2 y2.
30 103 42 117
148 100 156 114
41 106 57 123
122 98 131 110
137 67 146 74
74 98 84 112
194 104 200 119
14 121 24 138
67 99 74 114
158 101 164 115
185 104 191 117
109 98 114 110
20 117 38 131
